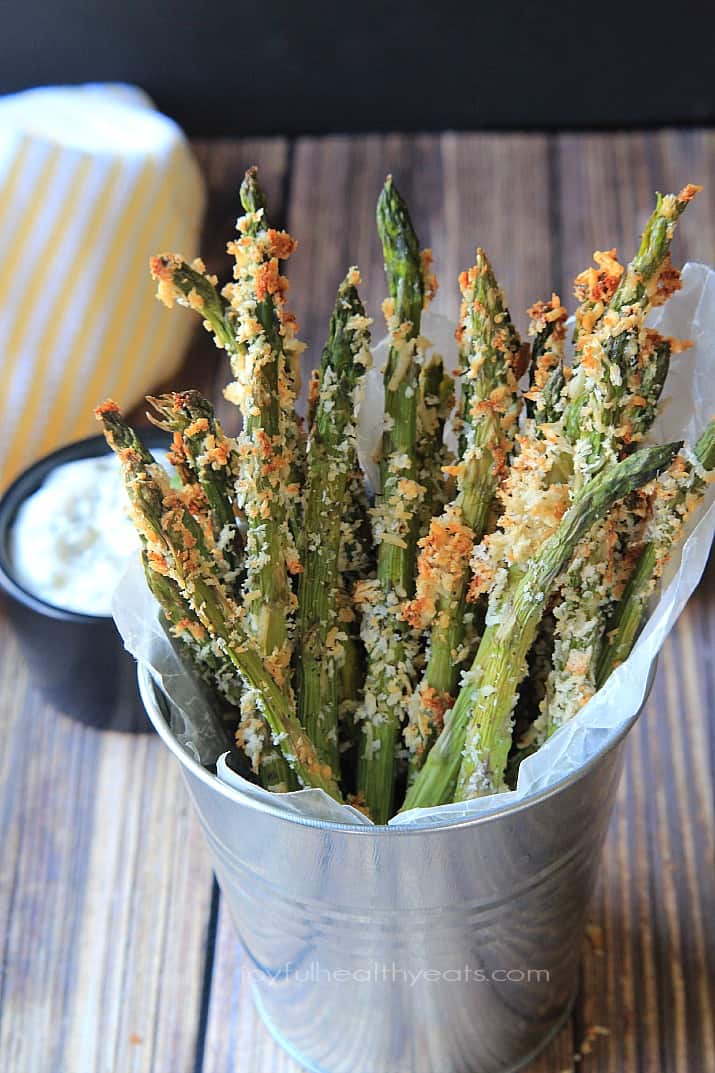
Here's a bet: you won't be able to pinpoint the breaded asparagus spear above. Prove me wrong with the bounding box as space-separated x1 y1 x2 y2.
151 172 305 786
538 188 699 738
619 334 673 444
571 248 624 346
402 250 523 773
597 420 715 685
93 404 238 704
414 349 455 537
373 175 432 588
146 391 243 584
335 471 373 775
356 176 433 823
536 317 681 740
563 186 700 488
524 294 568 427
151 168 304 672
501 296 569 756
295 269 372 770
142 552 244 711
97 402 342 801
402 441 682 809
149 254 235 351
222 167 302 672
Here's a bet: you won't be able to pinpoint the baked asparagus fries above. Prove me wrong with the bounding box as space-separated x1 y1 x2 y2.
100 170 711 820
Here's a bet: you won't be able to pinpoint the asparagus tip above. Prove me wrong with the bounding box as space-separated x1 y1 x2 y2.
94 398 121 419
240 165 266 215
149 252 180 282
377 174 408 223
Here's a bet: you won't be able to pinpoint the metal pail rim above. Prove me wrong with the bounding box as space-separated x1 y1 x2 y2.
138 659 656 837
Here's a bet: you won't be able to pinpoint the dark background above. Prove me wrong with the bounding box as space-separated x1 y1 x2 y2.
2 0 714 135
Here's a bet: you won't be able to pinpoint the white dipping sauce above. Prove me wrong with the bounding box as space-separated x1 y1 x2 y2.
10 454 141 616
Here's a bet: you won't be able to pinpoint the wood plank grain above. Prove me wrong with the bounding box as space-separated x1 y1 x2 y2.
440 132 555 338
557 129 715 1073
200 132 574 1073
0 613 213 1073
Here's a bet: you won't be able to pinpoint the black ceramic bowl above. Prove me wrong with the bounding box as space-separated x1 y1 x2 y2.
0 431 168 732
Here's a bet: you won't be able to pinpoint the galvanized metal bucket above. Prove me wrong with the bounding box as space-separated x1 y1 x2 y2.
139 663 648 1073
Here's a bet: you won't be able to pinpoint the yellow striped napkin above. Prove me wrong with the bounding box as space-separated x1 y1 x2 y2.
0 83 206 488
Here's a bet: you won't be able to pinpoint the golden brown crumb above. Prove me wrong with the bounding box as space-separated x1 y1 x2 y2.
266 228 298 260
147 550 170 575
678 183 702 202
94 398 121 418
185 418 209 437
403 508 474 629
420 248 438 306
574 248 624 309
418 686 452 729
149 253 184 307
527 293 568 331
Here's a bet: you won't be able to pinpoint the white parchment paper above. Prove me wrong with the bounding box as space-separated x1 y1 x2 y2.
113 263 715 828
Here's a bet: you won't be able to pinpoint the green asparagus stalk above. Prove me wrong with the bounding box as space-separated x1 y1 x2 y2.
225 171 304 790
231 167 308 532
356 176 431 823
402 250 523 773
142 551 244 711
97 400 283 783
99 414 239 747
619 333 672 445
568 333 672 699
338 600 365 727
339 468 375 580
506 613 558 785
373 175 429 589
535 189 699 740
571 248 624 347
451 250 523 540
295 269 372 770
597 420 715 685
94 407 228 696
563 186 700 487
415 349 455 537
223 167 302 668
524 294 567 427
595 543 657 685
152 171 305 788
150 253 236 351
151 226 307 492
506 299 567 753
146 391 243 582
402 440 681 809
151 169 304 672
335 471 372 770
97 401 342 800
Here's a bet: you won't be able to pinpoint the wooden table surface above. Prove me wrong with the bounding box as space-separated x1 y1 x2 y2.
1 130 714 1073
